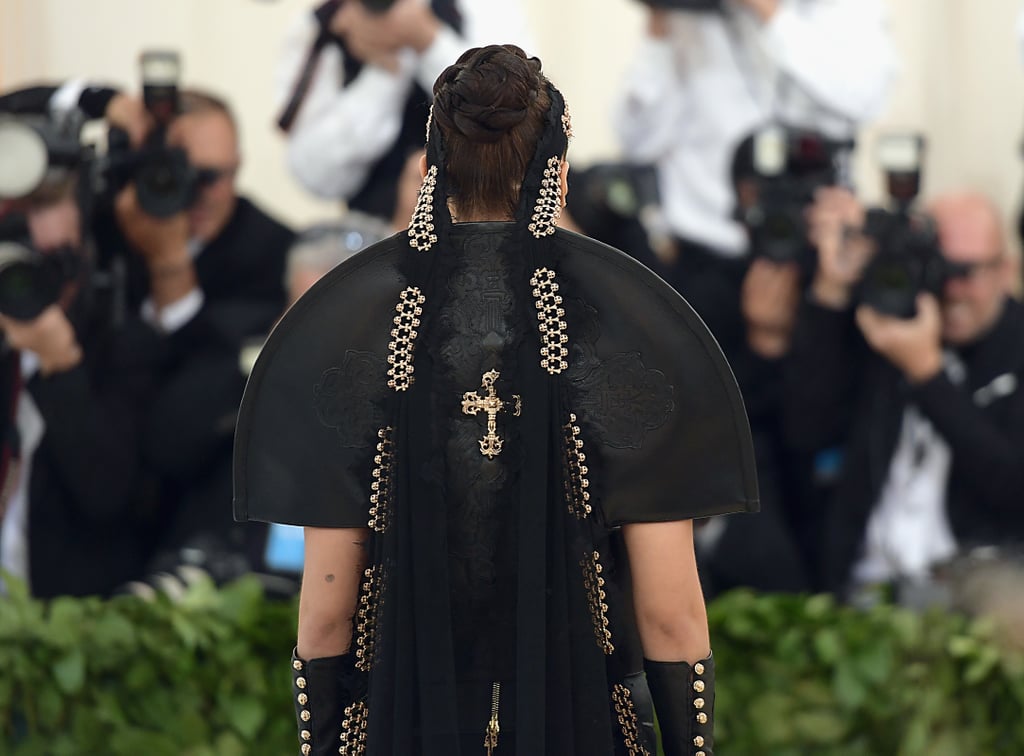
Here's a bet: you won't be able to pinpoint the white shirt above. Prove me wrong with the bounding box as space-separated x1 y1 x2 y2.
852 353 967 585
0 353 45 592
276 0 535 201
852 405 957 585
613 0 897 256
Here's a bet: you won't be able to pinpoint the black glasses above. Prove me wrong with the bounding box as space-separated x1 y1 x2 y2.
944 255 1003 281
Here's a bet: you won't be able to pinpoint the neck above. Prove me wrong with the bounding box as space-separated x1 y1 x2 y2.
448 200 513 224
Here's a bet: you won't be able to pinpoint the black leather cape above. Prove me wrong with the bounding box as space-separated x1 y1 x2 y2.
233 223 758 755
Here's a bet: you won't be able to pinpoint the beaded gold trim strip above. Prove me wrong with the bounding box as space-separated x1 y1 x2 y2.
528 156 563 239
563 413 591 519
339 700 368 755
368 427 394 533
355 566 385 673
612 684 651 756
530 268 568 375
387 287 426 392
581 551 614 655
562 101 574 139
408 164 438 252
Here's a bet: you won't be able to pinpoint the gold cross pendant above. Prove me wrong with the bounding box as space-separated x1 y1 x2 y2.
461 370 522 459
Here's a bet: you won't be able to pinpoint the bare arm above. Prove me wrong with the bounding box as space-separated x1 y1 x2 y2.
296 527 370 659
621 520 709 664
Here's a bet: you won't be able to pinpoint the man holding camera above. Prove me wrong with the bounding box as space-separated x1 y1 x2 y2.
0 189 164 598
1 81 295 593
613 0 895 335
787 188 1024 599
276 0 533 221
101 89 295 586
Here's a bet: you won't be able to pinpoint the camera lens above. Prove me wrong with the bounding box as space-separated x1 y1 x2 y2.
135 147 196 218
0 241 64 320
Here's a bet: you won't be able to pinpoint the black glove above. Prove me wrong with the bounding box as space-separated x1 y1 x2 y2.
644 653 715 756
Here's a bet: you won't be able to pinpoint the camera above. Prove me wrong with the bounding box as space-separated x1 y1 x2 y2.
0 114 84 203
101 51 215 219
858 134 966 319
734 126 851 265
0 214 82 320
0 115 92 319
858 207 946 319
0 52 208 220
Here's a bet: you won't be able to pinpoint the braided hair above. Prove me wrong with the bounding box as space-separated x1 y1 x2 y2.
430 45 554 221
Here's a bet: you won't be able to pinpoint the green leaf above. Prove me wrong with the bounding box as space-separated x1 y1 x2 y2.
92 611 138 649
221 695 265 741
833 662 868 709
52 649 86 694
170 613 201 650
804 593 835 620
791 709 848 744
749 692 795 745
813 628 842 664
856 639 893 685
35 683 65 725
964 646 1000 685
1 569 30 602
46 598 86 648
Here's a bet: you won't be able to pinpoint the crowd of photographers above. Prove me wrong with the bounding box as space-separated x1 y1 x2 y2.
1 0 1022 612
0 77 293 598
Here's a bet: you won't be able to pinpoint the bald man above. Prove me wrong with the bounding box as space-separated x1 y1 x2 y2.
785 189 1024 600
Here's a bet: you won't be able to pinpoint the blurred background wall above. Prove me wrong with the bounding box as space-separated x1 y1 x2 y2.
2 0 1023 245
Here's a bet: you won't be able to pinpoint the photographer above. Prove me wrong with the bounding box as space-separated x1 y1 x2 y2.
786 188 1024 600
0 187 163 598
276 0 534 221
2 80 295 590
692 128 841 598
2 83 295 336
612 0 895 343
104 90 295 586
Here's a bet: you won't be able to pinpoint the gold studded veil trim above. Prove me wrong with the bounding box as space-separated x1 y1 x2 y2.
580 551 614 655
355 565 386 673
339 700 369 755
562 413 592 519
530 267 569 375
368 427 395 532
611 684 651 756
408 165 439 252
387 287 426 391
528 156 564 238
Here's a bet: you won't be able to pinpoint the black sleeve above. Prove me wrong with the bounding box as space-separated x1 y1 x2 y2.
0 83 119 119
912 372 1024 515
26 323 160 520
0 86 58 115
781 298 865 452
142 313 247 483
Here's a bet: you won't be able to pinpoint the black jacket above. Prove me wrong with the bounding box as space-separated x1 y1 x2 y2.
25 300 164 598
784 297 1024 593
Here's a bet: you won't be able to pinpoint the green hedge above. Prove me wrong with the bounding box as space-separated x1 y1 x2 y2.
1 576 1022 755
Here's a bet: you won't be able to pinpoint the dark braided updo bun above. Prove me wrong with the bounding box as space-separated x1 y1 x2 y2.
431 45 553 220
